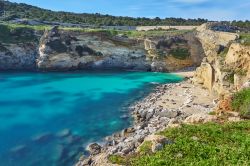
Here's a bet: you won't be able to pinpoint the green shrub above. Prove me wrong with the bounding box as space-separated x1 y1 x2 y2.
169 48 190 60
232 88 250 118
225 72 235 84
218 47 229 57
239 33 250 46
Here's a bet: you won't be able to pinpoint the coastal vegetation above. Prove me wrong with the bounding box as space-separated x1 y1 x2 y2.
1 1 249 29
239 33 250 46
232 88 250 118
0 22 192 44
108 121 250 166
0 23 38 43
1 1 207 26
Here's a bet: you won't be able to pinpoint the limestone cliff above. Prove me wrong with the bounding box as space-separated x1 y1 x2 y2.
0 26 205 72
37 26 150 71
193 23 249 97
37 27 204 72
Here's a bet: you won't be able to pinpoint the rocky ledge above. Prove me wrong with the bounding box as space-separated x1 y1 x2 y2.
76 78 223 166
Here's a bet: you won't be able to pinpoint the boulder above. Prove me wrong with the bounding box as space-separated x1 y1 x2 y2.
152 143 163 153
87 143 102 155
137 135 172 153
184 114 217 124
158 109 178 118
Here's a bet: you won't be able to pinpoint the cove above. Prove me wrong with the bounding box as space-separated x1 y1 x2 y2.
0 70 182 166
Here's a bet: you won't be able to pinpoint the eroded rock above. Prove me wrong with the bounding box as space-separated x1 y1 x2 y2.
87 143 102 155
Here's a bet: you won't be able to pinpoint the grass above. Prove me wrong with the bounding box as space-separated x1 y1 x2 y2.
1 21 191 35
0 22 51 31
0 22 192 44
109 121 250 166
62 27 191 38
169 48 190 60
239 33 250 46
108 155 127 165
232 88 250 119
138 141 153 155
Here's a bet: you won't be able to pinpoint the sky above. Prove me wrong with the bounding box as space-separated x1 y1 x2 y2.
9 0 250 21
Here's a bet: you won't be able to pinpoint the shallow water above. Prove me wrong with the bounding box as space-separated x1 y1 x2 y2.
0 70 182 166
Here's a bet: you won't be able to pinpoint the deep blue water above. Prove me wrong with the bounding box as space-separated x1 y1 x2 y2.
0 70 182 166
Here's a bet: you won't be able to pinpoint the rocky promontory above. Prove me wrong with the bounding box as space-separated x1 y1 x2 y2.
0 25 205 72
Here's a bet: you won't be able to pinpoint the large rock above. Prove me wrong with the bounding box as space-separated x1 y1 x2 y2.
184 114 217 124
137 135 171 153
87 143 102 155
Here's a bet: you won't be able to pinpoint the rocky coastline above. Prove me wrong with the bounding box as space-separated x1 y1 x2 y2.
76 76 219 166
0 22 248 166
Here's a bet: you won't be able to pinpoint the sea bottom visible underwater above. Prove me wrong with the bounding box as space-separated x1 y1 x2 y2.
0 70 182 166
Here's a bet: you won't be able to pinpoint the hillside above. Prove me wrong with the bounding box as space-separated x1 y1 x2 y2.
1 1 249 29
1 1 208 26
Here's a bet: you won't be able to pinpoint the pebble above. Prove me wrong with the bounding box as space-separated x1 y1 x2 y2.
80 81 216 165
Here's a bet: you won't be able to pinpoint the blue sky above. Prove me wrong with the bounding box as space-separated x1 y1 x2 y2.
9 0 250 21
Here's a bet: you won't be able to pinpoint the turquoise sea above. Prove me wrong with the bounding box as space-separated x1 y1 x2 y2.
0 70 182 166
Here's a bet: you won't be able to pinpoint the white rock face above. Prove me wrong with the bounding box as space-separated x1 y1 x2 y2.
37 27 151 71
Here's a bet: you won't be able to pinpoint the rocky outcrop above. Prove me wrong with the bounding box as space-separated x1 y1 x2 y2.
225 43 250 90
37 27 205 72
144 32 205 72
192 23 248 96
37 26 151 71
0 42 38 70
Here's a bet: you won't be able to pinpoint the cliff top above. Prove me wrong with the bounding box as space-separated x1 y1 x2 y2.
0 22 193 44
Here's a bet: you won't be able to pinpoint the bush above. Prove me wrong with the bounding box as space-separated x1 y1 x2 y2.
239 33 250 46
169 48 190 60
232 88 250 118
225 72 235 84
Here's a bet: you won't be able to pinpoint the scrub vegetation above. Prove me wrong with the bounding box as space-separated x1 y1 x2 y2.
232 88 250 118
108 121 250 166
